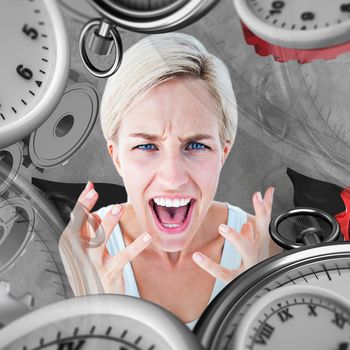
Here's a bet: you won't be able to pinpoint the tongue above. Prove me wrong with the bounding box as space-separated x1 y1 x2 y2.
154 204 188 224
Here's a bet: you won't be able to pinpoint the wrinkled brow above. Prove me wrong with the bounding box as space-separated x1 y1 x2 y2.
128 133 214 143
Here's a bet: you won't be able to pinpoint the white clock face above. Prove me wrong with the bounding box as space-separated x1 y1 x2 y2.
0 0 69 149
0 295 203 350
234 0 350 49
234 286 350 350
194 244 350 350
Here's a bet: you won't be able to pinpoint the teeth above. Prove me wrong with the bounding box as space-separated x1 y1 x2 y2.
153 197 191 208
162 222 184 228
179 198 187 206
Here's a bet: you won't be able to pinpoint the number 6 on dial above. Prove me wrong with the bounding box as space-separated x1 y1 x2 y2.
0 0 70 148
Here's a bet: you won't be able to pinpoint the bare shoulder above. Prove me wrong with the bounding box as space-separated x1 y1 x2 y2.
210 201 229 223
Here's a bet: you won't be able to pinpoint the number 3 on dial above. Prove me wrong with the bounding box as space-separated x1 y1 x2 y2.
0 0 70 148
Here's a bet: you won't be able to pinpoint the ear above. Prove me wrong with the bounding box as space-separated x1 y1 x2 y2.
107 141 123 178
221 140 232 166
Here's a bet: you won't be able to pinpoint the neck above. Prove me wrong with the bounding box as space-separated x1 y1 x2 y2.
165 251 182 265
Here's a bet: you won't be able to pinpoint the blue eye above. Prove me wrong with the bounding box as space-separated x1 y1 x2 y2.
186 142 208 150
135 144 157 151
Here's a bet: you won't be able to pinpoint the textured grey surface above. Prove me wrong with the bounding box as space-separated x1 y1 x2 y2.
31 0 350 218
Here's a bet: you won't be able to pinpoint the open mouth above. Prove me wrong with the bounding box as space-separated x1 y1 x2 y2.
149 197 196 234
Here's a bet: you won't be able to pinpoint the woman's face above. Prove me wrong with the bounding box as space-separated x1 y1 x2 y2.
109 78 231 252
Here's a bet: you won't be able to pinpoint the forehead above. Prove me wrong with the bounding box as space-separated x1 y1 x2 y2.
118 78 220 136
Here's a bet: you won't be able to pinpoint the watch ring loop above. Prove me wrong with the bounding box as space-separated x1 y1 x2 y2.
79 19 123 78
269 207 340 249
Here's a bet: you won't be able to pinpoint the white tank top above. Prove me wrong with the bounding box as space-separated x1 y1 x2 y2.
96 203 247 330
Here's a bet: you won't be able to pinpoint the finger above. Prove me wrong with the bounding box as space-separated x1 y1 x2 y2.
192 252 232 282
107 232 152 270
252 190 272 240
79 212 101 241
89 204 123 251
252 191 267 218
219 224 257 266
263 186 275 211
68 182 99 232
253 188 274 219
89 212 102 233
79 213 103 252
241 222 255 243
100 204 123 242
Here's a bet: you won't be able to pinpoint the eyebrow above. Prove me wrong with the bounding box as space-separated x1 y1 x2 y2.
128 133 215 143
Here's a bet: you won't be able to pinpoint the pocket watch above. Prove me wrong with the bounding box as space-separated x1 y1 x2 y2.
233 285 350 350
233 0 350 62
0 0 70 148
195 208 350 349
79 0 219 77
0 294 204 350
0 162 73 326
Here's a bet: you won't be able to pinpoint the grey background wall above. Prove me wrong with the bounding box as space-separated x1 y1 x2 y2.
32 0 350 218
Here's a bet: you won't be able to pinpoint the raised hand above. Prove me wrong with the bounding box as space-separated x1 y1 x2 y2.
58 182 152 296
192 187 275 284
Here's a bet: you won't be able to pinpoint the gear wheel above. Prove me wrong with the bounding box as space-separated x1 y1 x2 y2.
0 280 34 329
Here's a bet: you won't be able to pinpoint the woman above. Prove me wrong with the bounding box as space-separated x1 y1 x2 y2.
59 33 278 329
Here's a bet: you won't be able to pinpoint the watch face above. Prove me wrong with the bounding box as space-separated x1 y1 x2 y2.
0 0 70 148
0 295 204 350
234 0 350 49
233 285 350 350
195 243 350 349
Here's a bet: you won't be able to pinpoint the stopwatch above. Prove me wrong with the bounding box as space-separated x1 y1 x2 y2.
233 285 350 350
0 0 70 149
79 0 218 77
195 242 350 349
0 294 204 350
87 0 219 32
0 162 73 323
194 207 350 349
233 0 350 62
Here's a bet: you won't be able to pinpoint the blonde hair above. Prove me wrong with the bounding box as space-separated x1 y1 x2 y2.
100 32 238 146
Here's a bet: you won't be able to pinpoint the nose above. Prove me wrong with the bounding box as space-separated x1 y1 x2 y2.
157 149 189 190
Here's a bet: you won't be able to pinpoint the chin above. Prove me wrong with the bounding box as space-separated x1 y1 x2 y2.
153 237 189 253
